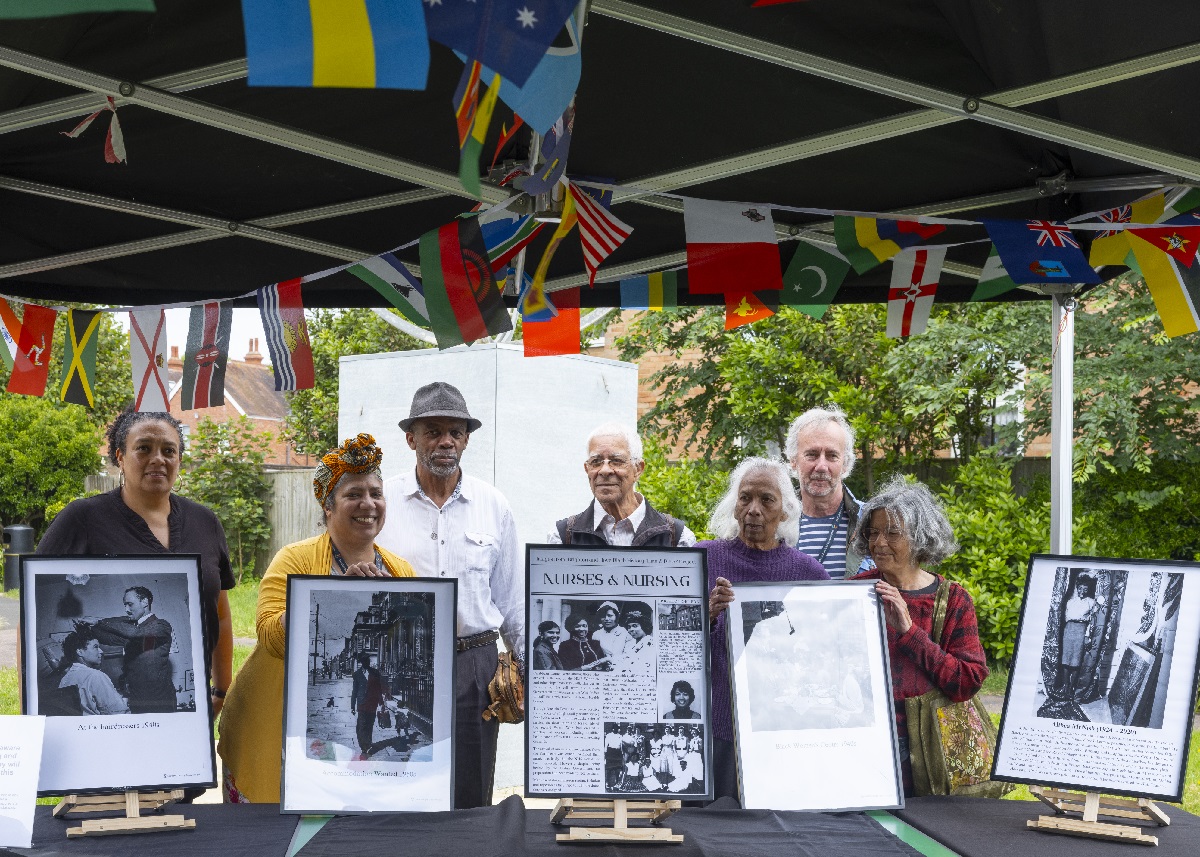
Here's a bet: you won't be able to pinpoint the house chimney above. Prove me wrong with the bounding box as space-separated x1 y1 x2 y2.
245 337 263 365
167 344 183 371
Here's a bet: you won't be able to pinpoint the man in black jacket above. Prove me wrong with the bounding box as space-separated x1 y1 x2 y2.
549 423 695 548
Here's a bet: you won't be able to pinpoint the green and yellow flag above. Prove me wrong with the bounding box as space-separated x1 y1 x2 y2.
59 309 102 407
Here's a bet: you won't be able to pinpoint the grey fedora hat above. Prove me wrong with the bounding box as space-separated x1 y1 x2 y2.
399 381 482 433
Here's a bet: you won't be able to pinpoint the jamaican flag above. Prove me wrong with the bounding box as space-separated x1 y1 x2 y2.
59 308 102 407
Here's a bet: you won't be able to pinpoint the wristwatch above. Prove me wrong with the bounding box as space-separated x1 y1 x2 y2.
211 688 227 699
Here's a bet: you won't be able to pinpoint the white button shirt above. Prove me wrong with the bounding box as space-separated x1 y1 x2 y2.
377 469 525 655
545 497 697 547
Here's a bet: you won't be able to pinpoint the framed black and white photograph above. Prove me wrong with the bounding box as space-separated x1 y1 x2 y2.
20 555 216 795
281 575 456 814
525 545 712 800
726 581 902 812
993 555 1200 801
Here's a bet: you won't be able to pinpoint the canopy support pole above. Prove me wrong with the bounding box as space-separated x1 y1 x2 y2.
1049 293 1076 554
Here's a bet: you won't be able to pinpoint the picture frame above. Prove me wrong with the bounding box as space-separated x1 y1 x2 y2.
20 554 216 796
726 580 903 812
992 554 1200 801
524 545 713 801
280 575 457 814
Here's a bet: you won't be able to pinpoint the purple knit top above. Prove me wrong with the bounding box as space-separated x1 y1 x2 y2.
701 538 830 742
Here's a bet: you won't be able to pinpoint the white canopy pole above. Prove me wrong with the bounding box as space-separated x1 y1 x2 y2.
1049 293 1076 554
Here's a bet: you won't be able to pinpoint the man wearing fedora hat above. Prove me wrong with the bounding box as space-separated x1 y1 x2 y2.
377 381 524 809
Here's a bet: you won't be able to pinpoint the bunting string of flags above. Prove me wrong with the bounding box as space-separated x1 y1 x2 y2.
5 178 1200 414
60 95 127 164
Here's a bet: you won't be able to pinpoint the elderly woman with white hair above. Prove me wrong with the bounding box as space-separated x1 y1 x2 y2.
704 457 829 800
848 476 987 796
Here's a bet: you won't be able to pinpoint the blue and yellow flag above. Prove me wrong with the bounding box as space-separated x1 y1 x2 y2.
241 0 429 89
620 270 683 310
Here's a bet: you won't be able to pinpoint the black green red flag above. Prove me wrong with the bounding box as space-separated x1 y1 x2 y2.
59 308 102 407
181 301 233 409
419 216 512 349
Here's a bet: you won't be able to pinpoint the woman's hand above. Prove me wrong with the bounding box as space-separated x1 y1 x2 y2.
344 561 389 578
875 580 913 634
709 577 735 620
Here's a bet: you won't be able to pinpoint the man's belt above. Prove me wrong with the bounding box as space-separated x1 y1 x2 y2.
456 629 499 652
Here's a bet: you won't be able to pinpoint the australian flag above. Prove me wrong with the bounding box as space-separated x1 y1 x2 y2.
981 219 1100 284
426 0 578 87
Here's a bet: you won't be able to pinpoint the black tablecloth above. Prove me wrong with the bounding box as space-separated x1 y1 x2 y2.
2 804 298 857
301 796 923 857
895 797 1200 857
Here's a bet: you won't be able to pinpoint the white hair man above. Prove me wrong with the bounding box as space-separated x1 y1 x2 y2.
784 405 868 578
548 423 696 547
376 381 523 809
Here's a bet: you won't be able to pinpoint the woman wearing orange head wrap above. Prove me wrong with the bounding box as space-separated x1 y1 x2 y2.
217 434 414 803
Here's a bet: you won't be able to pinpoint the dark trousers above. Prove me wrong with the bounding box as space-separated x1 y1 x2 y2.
711 737 739 803
455 643 500 809
356 707 375 754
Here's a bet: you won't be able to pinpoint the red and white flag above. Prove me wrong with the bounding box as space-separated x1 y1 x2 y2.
683 198 782 295
129 307 170 412
569 181 632 286
886 247 946 338
4 302 58 397
61 96 127 164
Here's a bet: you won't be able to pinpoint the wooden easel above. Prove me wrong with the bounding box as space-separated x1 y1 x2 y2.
1028 786 1169 846
54 789 195 838
551 798 683 844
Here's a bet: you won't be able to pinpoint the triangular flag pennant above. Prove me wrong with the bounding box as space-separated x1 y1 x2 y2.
523 287 580 357
524 190 579 318
457 7 583 135
970 245 1020 301
0 298 20 371
59 309 102 407
1088 193 1164 267
517 271 556 321
129 307 170 412
480 213 545 272
1159 187 1200 223
459 71 503 198
348 254 430 328
886 247 947 338
241 0 429 89
1126 227 1200 267
684 198 782 296
257 280 315 390
570 181 633 286
419 215 512 349
425 0 577 87
4 303 57 397
181 302 233 409
1127 234 1200 338
620 270 683 310
981 219 1099 284
517 100 574 196
833 216 947 274
781 240 850 318
453 60 482 151
725 291 774 330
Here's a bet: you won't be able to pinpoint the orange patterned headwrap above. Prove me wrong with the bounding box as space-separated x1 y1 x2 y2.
313 433 383 507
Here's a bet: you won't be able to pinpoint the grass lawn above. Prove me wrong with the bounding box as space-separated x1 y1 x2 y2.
228 577 260 640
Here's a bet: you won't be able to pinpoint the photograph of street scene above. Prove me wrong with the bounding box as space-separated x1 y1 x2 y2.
302 588 436 763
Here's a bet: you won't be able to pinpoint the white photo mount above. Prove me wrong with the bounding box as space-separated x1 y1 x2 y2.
992 555 1200 845
20 555 217 802
280 575 457 814
726 580 904 812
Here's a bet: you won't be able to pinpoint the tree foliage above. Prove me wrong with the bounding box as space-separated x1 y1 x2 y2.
179 416 273 580
284 309 429 458
0 396 102 535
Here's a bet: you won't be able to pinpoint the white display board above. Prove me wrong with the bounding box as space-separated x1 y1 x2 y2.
0 715 45 848
726 581 903 812
338 343 639 553
993 555 1200 801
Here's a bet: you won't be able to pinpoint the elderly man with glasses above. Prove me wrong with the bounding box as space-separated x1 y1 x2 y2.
548 423 695 547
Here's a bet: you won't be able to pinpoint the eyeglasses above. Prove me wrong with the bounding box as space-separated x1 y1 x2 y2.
585 455 631 471
863 527 906 544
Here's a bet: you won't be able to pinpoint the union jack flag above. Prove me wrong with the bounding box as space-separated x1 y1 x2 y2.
1097 205 1131 240
1027 220 1080 249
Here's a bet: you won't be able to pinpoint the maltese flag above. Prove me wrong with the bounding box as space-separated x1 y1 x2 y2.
684 198 783 295
886 246 947 338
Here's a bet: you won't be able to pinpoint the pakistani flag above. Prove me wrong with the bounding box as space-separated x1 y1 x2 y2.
971 245 1020 301
781 240 850 319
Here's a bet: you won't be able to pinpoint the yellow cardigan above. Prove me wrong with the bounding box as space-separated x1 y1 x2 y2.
216 532 414 803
